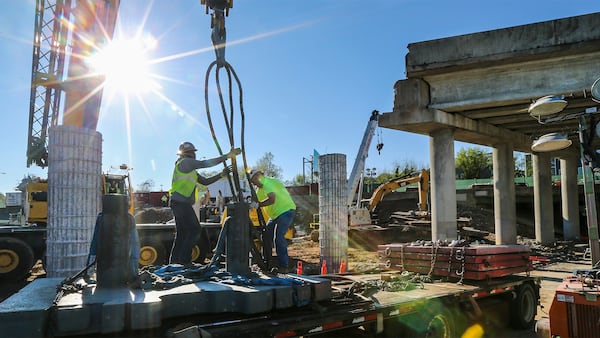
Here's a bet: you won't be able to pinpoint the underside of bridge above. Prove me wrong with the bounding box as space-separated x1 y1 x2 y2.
380 12 600 260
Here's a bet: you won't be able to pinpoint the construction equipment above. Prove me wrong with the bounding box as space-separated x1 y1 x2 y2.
536 268 600 337
347 110 381 207
27 0 120 167
0 2 547 337
24 180 48 226
0 168 158 281
349 169 430 227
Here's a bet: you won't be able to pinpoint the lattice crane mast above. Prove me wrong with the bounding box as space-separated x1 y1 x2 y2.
26 0 120 168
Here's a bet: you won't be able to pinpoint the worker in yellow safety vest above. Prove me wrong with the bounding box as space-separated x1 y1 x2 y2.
168 141 240 265
249 169 296 273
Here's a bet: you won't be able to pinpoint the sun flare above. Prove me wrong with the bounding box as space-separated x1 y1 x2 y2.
89 35 159 95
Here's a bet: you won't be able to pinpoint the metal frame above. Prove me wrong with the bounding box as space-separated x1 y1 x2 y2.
26 0 71 167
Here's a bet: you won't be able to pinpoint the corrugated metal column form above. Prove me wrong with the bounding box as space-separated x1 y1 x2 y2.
46 125 102 278
318 153 348 274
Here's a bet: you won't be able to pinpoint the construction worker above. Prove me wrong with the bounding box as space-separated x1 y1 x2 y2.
249 169 296 272
169 141 240 265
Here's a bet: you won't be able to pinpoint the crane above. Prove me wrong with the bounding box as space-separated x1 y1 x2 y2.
26 0 120 168
346 110 381 207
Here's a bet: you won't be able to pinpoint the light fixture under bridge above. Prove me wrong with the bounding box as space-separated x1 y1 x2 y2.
529 95 568 121
531 132 572 152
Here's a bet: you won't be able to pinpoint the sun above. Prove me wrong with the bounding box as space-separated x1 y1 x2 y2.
88 34 159 95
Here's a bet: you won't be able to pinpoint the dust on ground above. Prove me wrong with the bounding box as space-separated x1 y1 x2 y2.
287 237 381 275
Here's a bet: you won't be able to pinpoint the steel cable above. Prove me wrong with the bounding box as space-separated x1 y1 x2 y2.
202 4 268 232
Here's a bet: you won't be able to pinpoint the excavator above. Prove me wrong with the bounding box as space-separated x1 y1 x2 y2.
349 169 430 227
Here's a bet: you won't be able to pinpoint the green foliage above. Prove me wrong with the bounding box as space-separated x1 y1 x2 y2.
254 152 282 179
137 179 155 192
290 174 305 186
392 160 422 178
455 147 493 179
17 174 40 192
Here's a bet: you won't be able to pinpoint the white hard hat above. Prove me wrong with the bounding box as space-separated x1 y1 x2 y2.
177 142 197 156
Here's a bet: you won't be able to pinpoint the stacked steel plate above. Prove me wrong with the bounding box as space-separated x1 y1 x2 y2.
378 243 531 280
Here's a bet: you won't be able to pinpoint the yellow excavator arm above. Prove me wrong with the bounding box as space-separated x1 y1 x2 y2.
366 169 430 212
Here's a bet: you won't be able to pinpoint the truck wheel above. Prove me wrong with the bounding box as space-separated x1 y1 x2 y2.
510 283 537 329
139 241 166 266
310 229 319 242
191 244 201 263
0 237 35 281
424 309 455 338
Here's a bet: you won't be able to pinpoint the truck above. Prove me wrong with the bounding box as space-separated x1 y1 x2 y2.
0 170 228 281
0 237 541 338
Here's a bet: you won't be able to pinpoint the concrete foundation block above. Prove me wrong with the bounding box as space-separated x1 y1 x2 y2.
293 283 312 306
0 278 61 338
256 285 294 309
129 290 163 330
288 275 332 301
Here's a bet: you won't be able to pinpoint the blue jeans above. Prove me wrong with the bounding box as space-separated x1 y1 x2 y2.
264 209 295 268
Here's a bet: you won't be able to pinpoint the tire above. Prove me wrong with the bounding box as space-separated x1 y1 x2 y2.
191 244 202 263
0 237 35 282
510 283 537 329
138 241 166 266
424 309 456 338
310 229 319 242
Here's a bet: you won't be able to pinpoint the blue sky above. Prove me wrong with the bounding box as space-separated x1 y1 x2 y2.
1 1 598 194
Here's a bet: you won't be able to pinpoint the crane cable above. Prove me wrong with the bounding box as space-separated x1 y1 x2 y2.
201 1 267 226
202 0 245 202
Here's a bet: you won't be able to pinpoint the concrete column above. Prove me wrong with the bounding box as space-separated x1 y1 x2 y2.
533 153 554 244
47 125 102 278
493 143 517 244
318 153 348 274
560 156 580 240
429 128 457 241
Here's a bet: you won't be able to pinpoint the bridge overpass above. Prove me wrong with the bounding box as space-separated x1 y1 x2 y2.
380 12 600 260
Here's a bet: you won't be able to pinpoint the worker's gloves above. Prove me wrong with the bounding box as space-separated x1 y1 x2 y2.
227 148 242 159
220 165 233 178
249 201 259 209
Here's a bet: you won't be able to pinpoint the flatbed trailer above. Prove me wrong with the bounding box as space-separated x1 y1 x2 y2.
171 273 540 338
0 269 539 338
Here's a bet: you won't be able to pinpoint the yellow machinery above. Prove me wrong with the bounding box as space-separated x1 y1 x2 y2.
24 181 48 225
24 167 134 226
101 165 135 215
222 205 295 240
349 169 430 227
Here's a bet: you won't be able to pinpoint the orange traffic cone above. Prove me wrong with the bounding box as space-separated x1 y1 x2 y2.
321 259 327 274
296 261 303 275
339 259 347 274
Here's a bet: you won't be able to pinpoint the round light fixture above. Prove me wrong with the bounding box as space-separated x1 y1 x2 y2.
531 132 572 152
591 77 600 103
528 95 568 118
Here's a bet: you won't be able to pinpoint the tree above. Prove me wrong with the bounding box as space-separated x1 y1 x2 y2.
17 174 41 192
455 147 493 179
289 174 305 186
137 179 155 192
514 153 532 177
254 152 282 179
392 160 422 179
